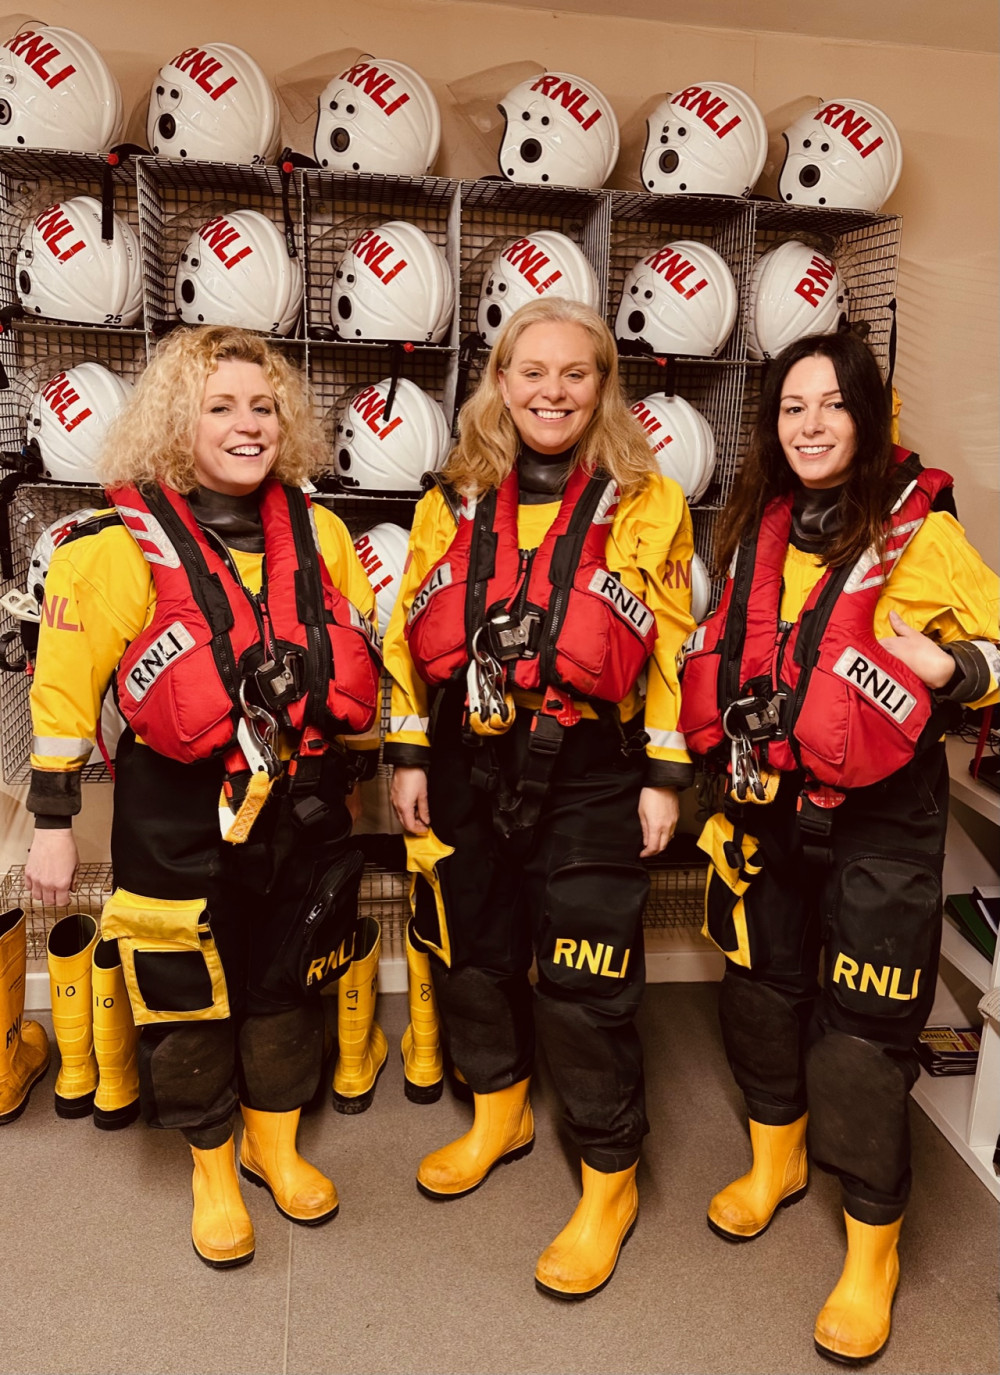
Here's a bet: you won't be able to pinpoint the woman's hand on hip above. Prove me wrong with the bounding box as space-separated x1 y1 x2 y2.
878 610 955 689
25 827 79 907
638 786 679 858
391 766 431 835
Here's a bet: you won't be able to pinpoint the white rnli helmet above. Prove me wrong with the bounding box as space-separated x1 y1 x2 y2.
331 220 453 343
498 71 619 189
27 362 133 484
333 377 450 491
0 23 123 153
315 56 440 176
630 392 716 503
353 522 410 630
747 240 845 361
616 239 736 357
477 231 599 347
778 99 902 212
690 551 712 624
147 43 280 164
16 196 142 326
175 210 303 335
641 81 766 197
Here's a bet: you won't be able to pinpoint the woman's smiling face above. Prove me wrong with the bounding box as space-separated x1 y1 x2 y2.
498 320 601 455
777 353 857 490
192 359 280 495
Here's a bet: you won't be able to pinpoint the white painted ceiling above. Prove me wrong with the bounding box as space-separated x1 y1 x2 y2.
459 0 998 54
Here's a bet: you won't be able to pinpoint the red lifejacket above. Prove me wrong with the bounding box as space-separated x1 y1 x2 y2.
109 480 382 765
404 465 657 704
678 450 954 789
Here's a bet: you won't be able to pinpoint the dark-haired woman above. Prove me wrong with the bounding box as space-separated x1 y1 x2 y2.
680 330 998 1363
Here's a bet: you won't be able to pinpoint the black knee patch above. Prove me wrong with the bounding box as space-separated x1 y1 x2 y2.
719 972 807 1118
807 1029 914 1206
139 1020 237 1134
238 1005 325 1110
431 963 533 1091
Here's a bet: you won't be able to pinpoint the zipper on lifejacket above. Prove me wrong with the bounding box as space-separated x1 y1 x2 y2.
509 548 537 626
771 618 794 693
203 526 271 662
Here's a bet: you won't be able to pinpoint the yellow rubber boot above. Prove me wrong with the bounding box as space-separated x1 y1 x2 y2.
417 1077 534 1199
0 909 50 1125
191 1137 255 1269
92 938 140 1131
332 916 387 1114
47 913 99 1118
708 1114 809 1241
814 1212 902 1364
401 920 443 1104
239 1105 339 1225
535 1161 639 1300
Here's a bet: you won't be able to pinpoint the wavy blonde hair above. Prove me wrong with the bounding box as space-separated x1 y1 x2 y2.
444 298 655 496
100 326 325 492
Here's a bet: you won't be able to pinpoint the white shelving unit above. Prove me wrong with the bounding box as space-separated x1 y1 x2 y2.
911 736 1000 1201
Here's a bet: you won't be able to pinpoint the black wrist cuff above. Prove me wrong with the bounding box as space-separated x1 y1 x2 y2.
33 814 73 830
938 641 995 702
644 758 695 790
27 769 82 816
383 742 432 770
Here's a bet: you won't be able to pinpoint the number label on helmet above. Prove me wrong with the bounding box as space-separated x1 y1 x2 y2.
795 253 837 307
198 215 254 270
643 246 708 300
3 29 76 87
813 103 884 159
168 47 238 101
350 229 409 286
530 74 605 132
33 205 85 263
351 386 404 440
339 60 412 117
670 85 743 139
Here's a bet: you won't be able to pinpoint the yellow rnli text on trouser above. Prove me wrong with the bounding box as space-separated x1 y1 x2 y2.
696 813 763 970
99 889 229 1026
404 830 456 969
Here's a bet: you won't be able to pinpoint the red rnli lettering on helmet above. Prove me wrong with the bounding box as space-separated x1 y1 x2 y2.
4 29 76 88
352 534 393 596
338 60 412 117
814 103 884 159
170 47 238 101
671 85 742 139
643 246 708 300
351 385 404 440
43 372 92 433
198 215 253 270
34 205 86 264
794 253 837 307
350 229 409 286
501 237 564 294
628 401 675 456
530 74 604 131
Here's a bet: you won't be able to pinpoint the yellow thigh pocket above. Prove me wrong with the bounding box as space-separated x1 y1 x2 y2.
696 813 762 970
405 830 456 969
100 888 229 1025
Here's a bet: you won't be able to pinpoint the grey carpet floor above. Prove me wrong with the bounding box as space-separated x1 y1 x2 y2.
2 983 997 1375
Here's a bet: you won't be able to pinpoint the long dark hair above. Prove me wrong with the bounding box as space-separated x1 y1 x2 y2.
715 330 894 574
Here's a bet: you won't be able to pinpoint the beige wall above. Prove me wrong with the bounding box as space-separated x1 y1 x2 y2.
2 0 996 871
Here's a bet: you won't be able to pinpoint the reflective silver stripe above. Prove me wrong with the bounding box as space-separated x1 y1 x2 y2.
32 735 94 758
390 714 429 735
972 640 1000 686
646 728 687 752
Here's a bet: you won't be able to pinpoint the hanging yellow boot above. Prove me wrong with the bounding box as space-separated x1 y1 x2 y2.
535 1161 639 1300
331 916 387 1114
191 1137 255 1268
814 1212 902 1364
417 1077 534 1199
708 1113 809 1241
0 908 50 1125
401 919 443 1104
91 938 140 1131
47 913 99 1118
239 1105 339 1225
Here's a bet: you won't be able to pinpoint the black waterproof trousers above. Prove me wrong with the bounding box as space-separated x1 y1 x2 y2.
708 742 947 1224
416 686 651 1173
111 731 354 1149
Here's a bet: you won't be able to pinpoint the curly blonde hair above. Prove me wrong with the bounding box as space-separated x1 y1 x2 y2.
100 326 326 492
444 298 655 496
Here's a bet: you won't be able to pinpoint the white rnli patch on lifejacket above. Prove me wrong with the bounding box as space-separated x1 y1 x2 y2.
684 624 707 654
407 562 452 624
124 622 196 700
592 480 620 526
117 506 182 569
831 647 917 721
587 569 655 638
349 601 382 649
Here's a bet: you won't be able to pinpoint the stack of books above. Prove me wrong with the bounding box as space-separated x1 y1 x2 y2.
944 886 999 961
916 1025 981 1076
